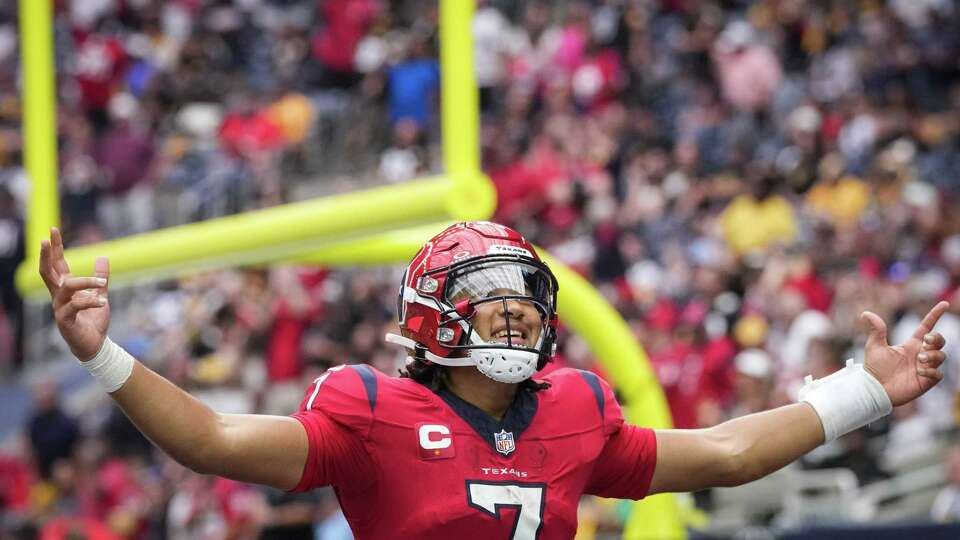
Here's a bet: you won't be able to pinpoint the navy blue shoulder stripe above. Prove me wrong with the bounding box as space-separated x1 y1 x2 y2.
577 369 605 419
348 364 378 413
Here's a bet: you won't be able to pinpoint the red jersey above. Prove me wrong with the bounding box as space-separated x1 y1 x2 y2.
291 366 657 540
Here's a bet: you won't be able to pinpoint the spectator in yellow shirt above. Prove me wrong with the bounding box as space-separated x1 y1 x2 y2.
720 177 798 256
806 174 871 229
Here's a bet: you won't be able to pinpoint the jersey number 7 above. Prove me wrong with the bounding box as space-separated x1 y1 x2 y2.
466 481 546 539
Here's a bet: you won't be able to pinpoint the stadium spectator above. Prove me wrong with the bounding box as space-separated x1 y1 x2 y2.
0 452 31 512
932 440 960 523
387 38 440 128
94 93 157 236
218 94 286 160
265 267 325 383
70 18 128 132
712 20 783 113
0 183 23 367
165 475 261 540
312 0 381 88
719 176 798 256
729 348 775 418
27 381 79 481
257 487 322 540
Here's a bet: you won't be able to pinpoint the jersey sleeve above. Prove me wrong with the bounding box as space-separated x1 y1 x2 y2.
288 364 378 493
584 424 658 500
579 372 658 500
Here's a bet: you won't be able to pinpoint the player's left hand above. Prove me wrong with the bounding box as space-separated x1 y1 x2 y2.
861 301 949 407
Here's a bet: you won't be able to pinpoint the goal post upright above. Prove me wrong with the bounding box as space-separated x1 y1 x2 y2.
18 0 59 268
438 0 496 222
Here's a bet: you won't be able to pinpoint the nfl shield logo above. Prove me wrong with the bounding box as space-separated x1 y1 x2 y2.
494 429 516 456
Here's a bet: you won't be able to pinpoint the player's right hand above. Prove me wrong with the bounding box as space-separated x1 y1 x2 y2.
38 227 111 361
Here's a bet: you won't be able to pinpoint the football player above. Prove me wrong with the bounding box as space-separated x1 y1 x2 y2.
40 222 949 539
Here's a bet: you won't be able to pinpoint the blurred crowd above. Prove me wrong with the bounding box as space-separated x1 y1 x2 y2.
3 0 960 538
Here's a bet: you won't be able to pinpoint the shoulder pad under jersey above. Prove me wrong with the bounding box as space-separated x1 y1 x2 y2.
538 368 625 436
299 364 381 436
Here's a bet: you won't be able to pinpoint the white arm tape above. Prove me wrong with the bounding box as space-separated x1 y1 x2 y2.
82 337 135 393
798 359 892 443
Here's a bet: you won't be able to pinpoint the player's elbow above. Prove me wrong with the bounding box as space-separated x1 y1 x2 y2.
180 454 218 476
172 413 233 476
185 449 226 476
165 446 221 476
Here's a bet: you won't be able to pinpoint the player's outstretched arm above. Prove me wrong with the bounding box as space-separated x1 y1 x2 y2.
39 228 308 490
648 301 950 494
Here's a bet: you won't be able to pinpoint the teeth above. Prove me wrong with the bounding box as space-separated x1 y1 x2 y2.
494 330 524 339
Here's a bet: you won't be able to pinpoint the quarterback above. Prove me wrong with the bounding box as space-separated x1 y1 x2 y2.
40 222 949 539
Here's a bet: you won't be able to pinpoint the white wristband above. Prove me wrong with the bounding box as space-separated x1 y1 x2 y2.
82 337 135 393
798 359 892 443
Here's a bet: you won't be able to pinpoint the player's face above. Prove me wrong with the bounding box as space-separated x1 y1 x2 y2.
470 289 543 348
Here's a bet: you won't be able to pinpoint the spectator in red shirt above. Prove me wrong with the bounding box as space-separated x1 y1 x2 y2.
218 95 286 160
312 0 382 87
266 268 326 382
70 24 128 132
0 453 31 512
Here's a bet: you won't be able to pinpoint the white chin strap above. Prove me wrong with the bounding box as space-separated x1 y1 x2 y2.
384 333 540 383
385 334 474 366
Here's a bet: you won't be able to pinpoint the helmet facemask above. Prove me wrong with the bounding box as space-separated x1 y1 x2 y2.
432 256 558 383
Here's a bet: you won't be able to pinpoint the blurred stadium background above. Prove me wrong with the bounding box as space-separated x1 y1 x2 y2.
2 0 960 539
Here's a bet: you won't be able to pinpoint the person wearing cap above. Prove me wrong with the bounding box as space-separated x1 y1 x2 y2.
731 348 775 418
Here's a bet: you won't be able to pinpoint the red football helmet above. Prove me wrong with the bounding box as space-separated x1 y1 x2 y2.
386 222 559 383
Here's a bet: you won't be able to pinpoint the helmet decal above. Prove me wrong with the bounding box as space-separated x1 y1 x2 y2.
487 244 533 258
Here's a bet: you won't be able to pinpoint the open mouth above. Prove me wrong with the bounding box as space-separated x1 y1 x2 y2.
489 328 527 345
